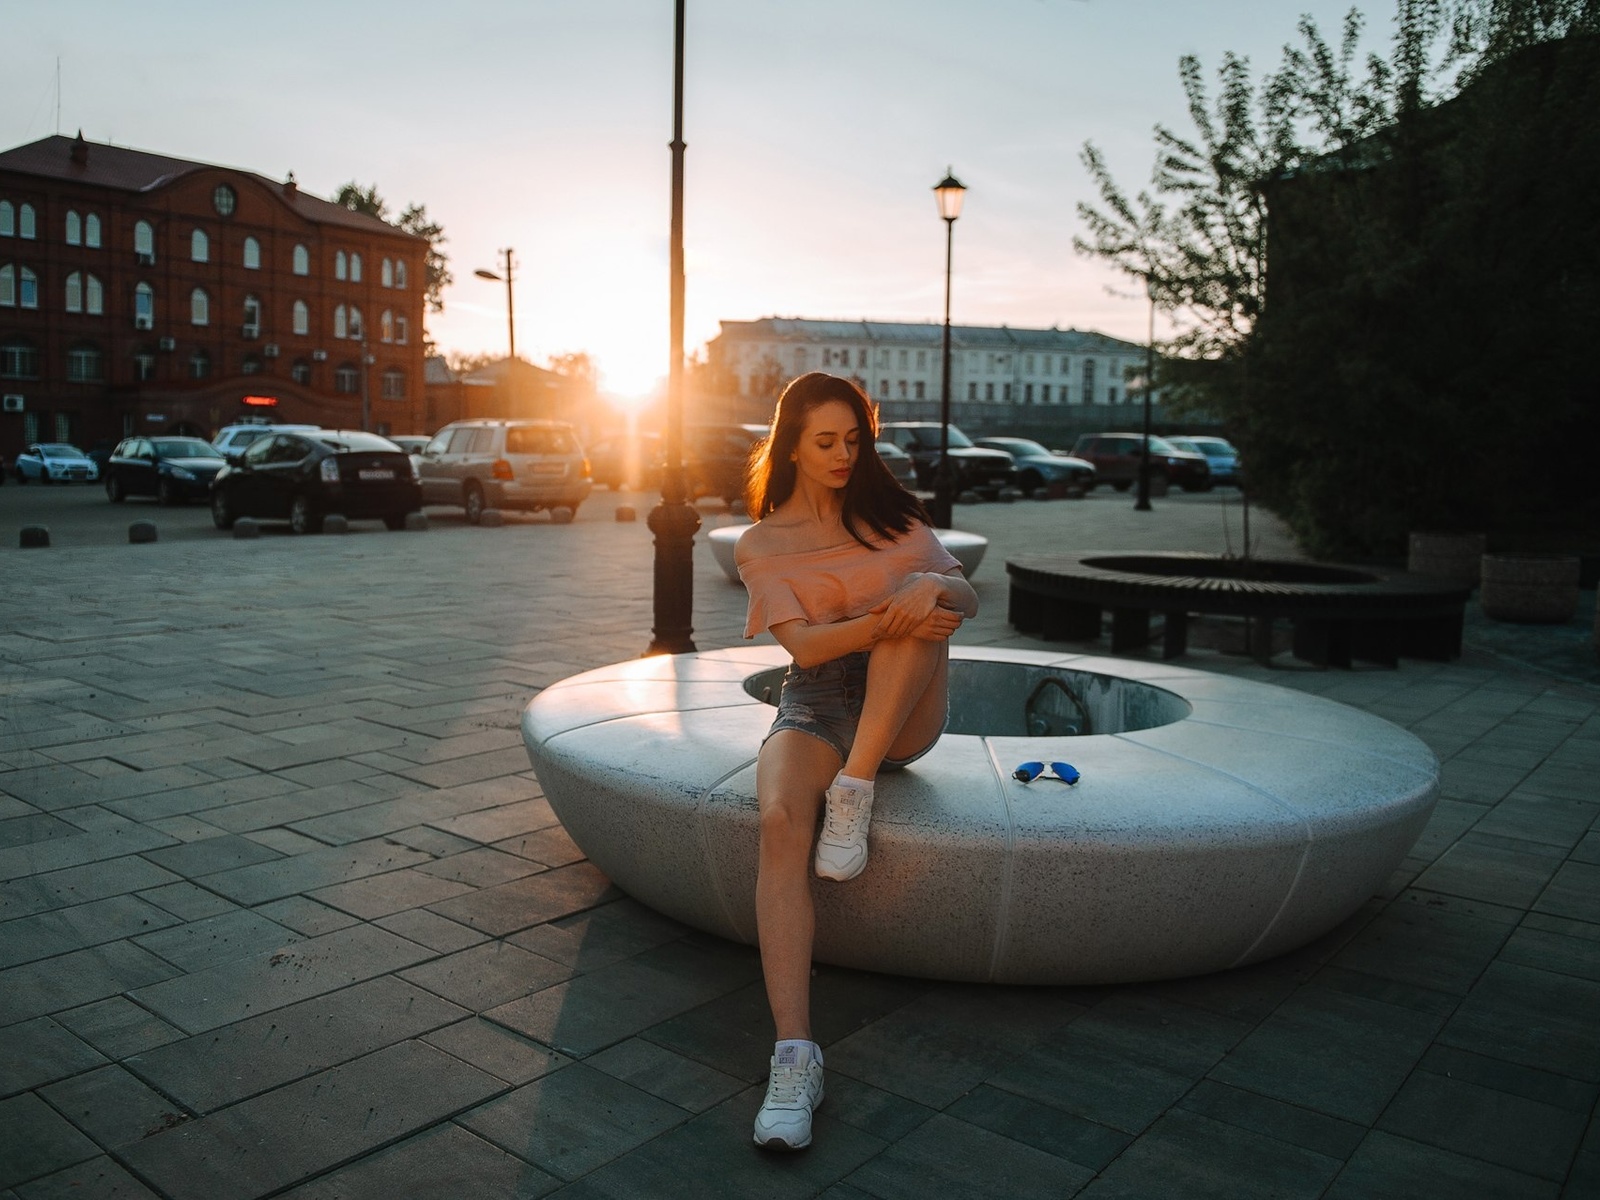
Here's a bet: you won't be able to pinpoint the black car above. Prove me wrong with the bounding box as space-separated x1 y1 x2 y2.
685 424 767 505
211 430 422 534
105 436 226 505
878 422 1017 498
972 436 1095 498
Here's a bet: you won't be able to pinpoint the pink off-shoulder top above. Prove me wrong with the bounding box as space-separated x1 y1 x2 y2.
739 522 961 638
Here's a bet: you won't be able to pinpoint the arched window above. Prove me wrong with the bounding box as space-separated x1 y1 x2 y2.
335 250 347 281
191 229 209 262
394 260 408 289
380 309 393 343
333 304 347 339
66 272 83 313
132 345 156 382
191 288 209 326
66 211 82 245
67 342 103 382
241 354 262 376
189 348 210 379
86 274 103 315
18 266 38 309
350 253 362 283
292 299 309 336
135 282 154 329
243 236 261 269
18 204 36 239
395 316 408 345
1 337 39 378
0 201 12 237
292 244 309 275
134 220 154 262
348 307 363 340
291 358 311 385
242 295 261 337
334 362 359 393
381 367 406 400
0 263 14 307
85 213 101 248
381 258 393 287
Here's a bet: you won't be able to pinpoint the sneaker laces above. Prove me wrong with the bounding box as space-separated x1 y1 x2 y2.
764 1064 810 1105
822 792 865 840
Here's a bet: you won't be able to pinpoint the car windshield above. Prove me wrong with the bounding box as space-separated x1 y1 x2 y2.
998 439 1050 457
506 427 576 455
40 444 86 458
1147 436 1181 454
155 439 223 459
318 432 400 452
876 442 907 458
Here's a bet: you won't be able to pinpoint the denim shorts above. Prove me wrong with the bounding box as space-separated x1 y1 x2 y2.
763 650 944 769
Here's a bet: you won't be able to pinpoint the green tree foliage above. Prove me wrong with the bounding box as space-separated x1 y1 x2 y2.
333 181 453 318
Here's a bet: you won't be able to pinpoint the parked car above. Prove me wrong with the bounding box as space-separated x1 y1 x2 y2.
1069 432 1212 492
386 435 431 478
417 419 592 523
875 441 919 490
588 432 664 491
1165 435 1241 486
211 430 421 534
877 423 1017 498
213 422 321 462
972 436 1095 498
105 436 227 504
684 424 767 505
13 443 99 483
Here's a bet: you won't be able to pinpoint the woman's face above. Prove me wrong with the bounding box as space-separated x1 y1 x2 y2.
793 399 860 492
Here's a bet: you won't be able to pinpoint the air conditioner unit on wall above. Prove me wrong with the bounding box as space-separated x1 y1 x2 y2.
134 315 153 330
312 349 328 361
136 251 155 266
2 395 24 413
263 343 279 357
158 337 176 351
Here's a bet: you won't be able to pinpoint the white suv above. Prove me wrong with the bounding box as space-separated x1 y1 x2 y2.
417 419 592 523
213 423 320 461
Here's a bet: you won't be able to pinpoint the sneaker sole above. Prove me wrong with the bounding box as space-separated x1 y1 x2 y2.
813 856 865 882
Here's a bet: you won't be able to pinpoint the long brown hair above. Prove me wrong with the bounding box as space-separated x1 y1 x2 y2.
744 372 929 546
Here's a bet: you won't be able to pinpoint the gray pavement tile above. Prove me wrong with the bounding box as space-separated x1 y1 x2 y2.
382 823 479 857
133 881 239 923
241 827 325 856
0 894 181 970
373 907 489 953
53 807 150 836
1522 761 1600 803
0 941 178 1027
1502 915 1600 982
1411 797 1491 860
1438 757 1534 805
127 921 433 1034
0 764 217 814
1567 1150 1600 1196
0 858 179 923
456 1062 689 1182
10 1156 162 1199
131 909 300 973
1322 1130 1561 1199
382 745 534 789
275 1123 561 1200
198 836 434 906
1138 955 1310 1024
1075 1106 1341 1199
421 1017 572 1086
948 1082 1128 1171
415 846 545 888
424 797 559 844
0 798 37 821
844 1111 1092 1199
196 778 413 836
119 1039 507 1200
136 833 284 880
0 1017 106 1098
1177 1078 1366 1160
0 1093 99 1191
801 1069 936 1145
1475 794 1600 850
1537 862 1600 925
493 825 586 868
0 814 80 849
1052 989 1253 1074
0 824 179 886
587 1037 747 1113
249 895 363 936
1325 888 1519 994
507 897 690 973
128 975 467 1113
39 1063 191 1150
427 860 619 937
1420 1045 1600 1116
287 787 492 846
53 997 182 1061
369 728 513 767
1412 831 1569 908
1441 961 1600 1081
276 758 386 787
400 939 574 1011
309 866 473 920
1205 983 1445 1125
144 816 233 843
1377 1066 1587 1180
102 774 305 824
1578 830 1600 865
634 980 775 1082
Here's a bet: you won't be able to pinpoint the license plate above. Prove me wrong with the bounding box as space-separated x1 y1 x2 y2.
358 469 394 481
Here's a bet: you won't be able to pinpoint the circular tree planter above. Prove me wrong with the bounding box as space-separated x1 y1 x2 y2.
1408 531 1486 588
1480 553 1580 624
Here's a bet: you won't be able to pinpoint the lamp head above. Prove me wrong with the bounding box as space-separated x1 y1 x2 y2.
933 169 966 222
473 268 502 282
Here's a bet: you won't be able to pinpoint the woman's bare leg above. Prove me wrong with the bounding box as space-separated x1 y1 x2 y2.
841 637 949 780
755 730 840 1039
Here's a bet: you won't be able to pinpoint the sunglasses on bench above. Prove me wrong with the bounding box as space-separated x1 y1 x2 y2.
1013 761 1081 785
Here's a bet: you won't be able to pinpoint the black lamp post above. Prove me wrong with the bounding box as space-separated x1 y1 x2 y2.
1134 273 1156 512
474 249 516 414
930 169 966 530
647 0 699 655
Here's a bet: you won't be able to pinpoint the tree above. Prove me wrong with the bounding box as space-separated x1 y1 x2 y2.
333 181 453 318
546 351 598 392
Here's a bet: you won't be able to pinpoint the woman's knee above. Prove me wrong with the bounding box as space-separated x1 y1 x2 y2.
758 798 816 857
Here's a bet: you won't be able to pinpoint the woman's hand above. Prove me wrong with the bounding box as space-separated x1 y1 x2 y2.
905 606 964 641
870 574 954 640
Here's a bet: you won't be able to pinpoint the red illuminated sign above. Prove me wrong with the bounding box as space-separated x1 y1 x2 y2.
242 395 279 407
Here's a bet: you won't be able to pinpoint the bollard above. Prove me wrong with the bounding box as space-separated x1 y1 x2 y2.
615 505 637 522
322 514 350 534
478 509 504 527
20 525 50 548
404 512 429 532
128 521 158 544
233 518 261 540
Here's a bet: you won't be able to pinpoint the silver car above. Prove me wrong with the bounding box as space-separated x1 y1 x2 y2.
417 419 592 524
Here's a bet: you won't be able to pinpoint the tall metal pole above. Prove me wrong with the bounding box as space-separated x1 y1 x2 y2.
359 334 371 432
647 0 699 655
931 215 956 529
502 249 515 365
1134 275 1155 512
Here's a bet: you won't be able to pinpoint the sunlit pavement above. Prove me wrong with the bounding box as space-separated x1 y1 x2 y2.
1 484 1597 1198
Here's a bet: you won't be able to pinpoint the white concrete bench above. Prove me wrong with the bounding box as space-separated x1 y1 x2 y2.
707 523 989 583
521 647 1438 985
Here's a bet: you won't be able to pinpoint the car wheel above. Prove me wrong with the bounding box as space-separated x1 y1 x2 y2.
383 512 408 531
550 505 576 525
157 478 178 506
463 481 485 525
211 488 235 530
290 493 323 535
1018 470 1043 497
107 476 125 503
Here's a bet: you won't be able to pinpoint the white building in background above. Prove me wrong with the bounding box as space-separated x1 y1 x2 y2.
706 317 1155 424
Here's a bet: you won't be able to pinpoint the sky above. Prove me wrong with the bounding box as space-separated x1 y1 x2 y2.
7 0 1387 398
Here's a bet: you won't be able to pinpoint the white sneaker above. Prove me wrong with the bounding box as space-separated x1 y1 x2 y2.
814 780 873 881
752 1051 824 1150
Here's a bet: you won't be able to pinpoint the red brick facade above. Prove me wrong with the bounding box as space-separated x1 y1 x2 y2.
0 134 428 459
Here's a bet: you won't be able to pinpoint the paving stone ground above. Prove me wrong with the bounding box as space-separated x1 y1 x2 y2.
1 484 1596 1198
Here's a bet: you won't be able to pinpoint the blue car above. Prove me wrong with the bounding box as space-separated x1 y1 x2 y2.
1167 436 1240 486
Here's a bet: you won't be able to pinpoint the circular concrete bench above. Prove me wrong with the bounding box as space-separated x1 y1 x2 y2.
521 647 1438 985
707 523 989 583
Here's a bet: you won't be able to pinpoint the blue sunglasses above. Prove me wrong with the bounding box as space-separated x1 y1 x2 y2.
1013 761 1081 785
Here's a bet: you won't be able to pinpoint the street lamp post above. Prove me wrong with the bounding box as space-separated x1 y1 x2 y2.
474 250 516 414
930 169 966 530
358 334 372 432
647 0 699 655
1134 274 1156 512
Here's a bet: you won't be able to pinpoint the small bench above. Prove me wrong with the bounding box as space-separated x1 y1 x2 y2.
1008 552 1471 668
707 523 989 583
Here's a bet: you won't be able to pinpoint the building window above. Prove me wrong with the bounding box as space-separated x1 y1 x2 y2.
133 348 156 382
0 263 14 306
189 349 210 379
291 358 311 385
794 348 807 371
335 250 347 281
86 274 103 315
381 258 393 288
243 237 261 269
191 288 209 326
857 348 867 367
1061 385 1071 404
293 244 309 275
293 299 309 336
381 367 405 400
66 272 83 313
85 214 101 247
898 350 908 369
2 263 39 309
967 382 976 400
394 259 407 289
395 316 408 345
1024 384 1033 403
134 220 154 262
241 354 262 375
984 383 994 401
897 380 908 398
333 304 347 339
349 253 362 283
880 378 889 395
242 295 261 338
135 282 154 329
1004 383 1013 402
1083 359 1097 402
67 342 103 382
66 210 82 245
0 201 11 236
916 350 927 369
348 307 363 339
914 381 925 400
212 185 236 216
335 363 359 393
1041 384 1051 403
380 309 393 343
191 229 209 262
1025 354 1035 373
18 204 35 239
1 337 39 378
1107 387 1119 405
1060 356 1070 374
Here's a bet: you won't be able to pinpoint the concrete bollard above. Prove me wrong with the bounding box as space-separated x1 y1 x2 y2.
233 518 261 539
404 512 429 532
322 514 350 534
128 521 158 544
478 509 504 527
20 525 49 548
615 505 637 522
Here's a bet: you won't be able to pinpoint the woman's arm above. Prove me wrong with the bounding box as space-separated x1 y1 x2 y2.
768 613 882 669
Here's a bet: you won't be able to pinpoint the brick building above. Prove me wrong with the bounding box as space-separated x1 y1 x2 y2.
0 133 428 459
